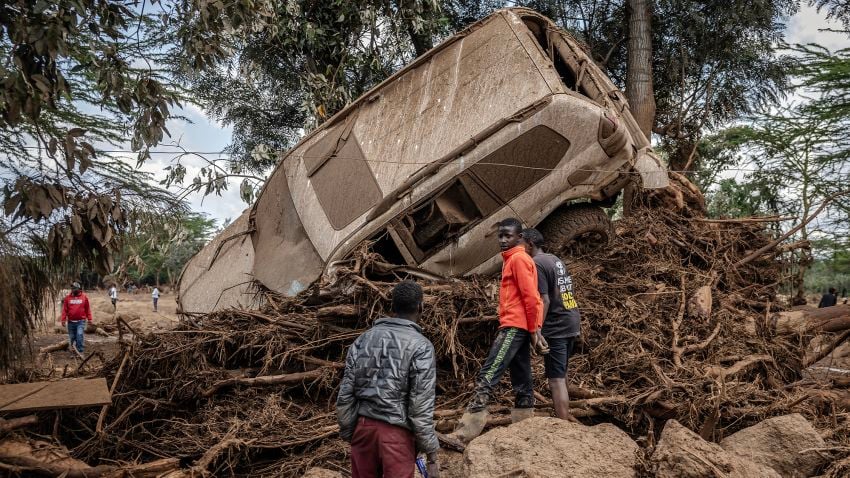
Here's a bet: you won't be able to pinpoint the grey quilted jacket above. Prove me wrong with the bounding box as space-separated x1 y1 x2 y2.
336 317 439 453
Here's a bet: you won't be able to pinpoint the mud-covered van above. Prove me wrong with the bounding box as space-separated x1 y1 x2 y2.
178 7 668 314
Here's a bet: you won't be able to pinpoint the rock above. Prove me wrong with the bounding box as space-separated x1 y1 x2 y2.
720 413 826 477
688 285 712 319
651 420 781 478
116 313 141 323
463 416 639 478
302 467 343 478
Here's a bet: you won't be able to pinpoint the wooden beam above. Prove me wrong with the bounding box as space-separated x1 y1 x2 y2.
0 378 110 413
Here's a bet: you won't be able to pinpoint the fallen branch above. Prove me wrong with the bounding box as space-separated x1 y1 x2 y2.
191 438 248 475
692 215 796 223
201 369 327 398
775 305 850 334
683 322 723 355
735 189 850 267
804 330 850 368
671 277 686 367
0 415 38 433
773 240 811 254
297 355 344 369
97 348 129 433
706 354 773 380
456 315 498 324
316 305 359 320
0 454 115 478
38 341 68 355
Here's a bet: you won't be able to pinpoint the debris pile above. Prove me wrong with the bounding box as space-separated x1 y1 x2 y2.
7 208 850 477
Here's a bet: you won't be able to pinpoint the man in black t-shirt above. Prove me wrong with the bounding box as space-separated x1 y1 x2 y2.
522 228 581 422
818 288 838 308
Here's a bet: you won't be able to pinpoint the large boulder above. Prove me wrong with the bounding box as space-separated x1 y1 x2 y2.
463 417 640 478
720 413 826 477
651 420 781 478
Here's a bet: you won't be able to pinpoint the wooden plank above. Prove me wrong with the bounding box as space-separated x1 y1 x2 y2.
0 378 111 413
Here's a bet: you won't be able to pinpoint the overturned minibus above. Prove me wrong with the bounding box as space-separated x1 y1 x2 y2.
178 7 668 313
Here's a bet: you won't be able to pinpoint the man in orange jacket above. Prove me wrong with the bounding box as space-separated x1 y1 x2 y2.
452 217 543 443
60 282 93 354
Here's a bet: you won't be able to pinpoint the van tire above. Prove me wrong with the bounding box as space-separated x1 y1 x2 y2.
538 204 612 256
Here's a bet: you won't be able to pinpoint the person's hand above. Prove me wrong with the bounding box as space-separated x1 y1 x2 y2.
60 321 66 327
537 330 549 355
531 331 549 355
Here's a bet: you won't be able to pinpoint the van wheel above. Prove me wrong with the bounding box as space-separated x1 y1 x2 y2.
538 204 612 256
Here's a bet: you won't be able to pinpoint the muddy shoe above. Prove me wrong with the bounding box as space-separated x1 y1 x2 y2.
510 407 535 424
451 410 488 443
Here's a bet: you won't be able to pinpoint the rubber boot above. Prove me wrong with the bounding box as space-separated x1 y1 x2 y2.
452 409 488 443
511 407 535 424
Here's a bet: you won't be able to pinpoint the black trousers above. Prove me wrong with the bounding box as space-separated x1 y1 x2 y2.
467 327 534 412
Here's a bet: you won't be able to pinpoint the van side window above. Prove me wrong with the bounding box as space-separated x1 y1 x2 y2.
307 131 382 230
391 125 569 261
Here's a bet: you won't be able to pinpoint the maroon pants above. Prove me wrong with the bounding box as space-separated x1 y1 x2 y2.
350 416 415 478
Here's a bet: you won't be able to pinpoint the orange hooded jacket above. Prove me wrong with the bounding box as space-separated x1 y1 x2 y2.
498 245 543 332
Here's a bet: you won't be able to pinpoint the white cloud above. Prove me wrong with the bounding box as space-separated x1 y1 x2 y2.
787 4 850 50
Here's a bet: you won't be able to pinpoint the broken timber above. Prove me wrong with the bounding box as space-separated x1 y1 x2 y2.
0 378 110 413
775 305 850 335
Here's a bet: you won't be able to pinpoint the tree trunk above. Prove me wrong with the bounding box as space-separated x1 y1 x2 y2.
774 305 850 335
626 0 656 140
402 1 434 56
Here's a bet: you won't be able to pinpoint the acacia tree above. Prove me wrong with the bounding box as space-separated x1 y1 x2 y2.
1 0 185 270
0 0 186 369
721 106 847 302
117 211 216 287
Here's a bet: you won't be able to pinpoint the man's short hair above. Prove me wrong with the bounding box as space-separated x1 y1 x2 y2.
829 287 837 294
499 217 523 233
392 280 423 316
522 228 544 248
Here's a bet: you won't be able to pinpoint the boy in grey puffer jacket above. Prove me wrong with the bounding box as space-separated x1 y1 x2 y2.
336 280 441 478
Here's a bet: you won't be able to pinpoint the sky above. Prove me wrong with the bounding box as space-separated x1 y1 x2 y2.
130 4 850 227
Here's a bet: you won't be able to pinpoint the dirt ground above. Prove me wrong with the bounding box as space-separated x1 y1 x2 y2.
25 290 179 375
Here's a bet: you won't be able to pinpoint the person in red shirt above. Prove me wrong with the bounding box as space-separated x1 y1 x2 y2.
451 218 543 443
61 282 92 354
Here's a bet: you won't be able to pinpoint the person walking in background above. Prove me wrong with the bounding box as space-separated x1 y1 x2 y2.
61 282 92 355
819 287 838 308
337 281 440 478
152 286 160 312
109 284 119 311
451 218 543 444
522 228 581 422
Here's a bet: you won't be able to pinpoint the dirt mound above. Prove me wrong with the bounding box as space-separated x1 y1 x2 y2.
651 420 781 478
463 417 639 478
720 414 826 477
